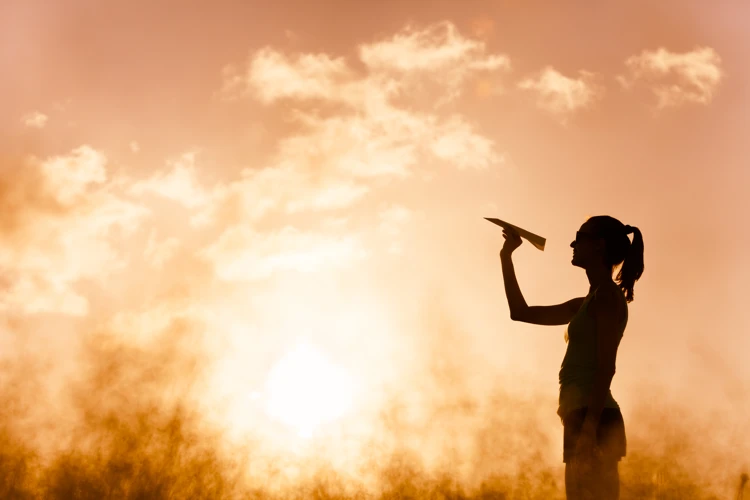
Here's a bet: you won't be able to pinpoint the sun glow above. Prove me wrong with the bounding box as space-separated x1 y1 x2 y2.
264 342 355 438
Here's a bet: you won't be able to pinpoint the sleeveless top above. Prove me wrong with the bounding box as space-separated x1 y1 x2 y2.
558 284 628 419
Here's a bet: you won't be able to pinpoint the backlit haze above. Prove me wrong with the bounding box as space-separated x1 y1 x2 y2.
1 0 748 498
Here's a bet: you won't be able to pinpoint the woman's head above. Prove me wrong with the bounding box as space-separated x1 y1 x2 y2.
570 216 645 302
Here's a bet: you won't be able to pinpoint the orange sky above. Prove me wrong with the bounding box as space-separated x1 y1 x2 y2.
1 0 749 494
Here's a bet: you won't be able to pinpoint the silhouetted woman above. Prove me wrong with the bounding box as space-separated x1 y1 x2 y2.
499 216 644 500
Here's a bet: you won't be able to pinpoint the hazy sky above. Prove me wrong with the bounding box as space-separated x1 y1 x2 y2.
1 0 748 489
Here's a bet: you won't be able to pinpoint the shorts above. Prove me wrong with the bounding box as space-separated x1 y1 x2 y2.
562 406 626 463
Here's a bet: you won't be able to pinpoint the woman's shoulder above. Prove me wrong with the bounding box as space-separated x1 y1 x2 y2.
588 282 627 318
593 281 626 300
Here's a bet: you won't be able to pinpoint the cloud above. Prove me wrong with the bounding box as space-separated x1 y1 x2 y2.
200 225 369 281
21 111 49 129
129 152 211 210
215 21 506 200
143 229 181 269
359 21 510 107
619 46 723 108
197 22 508 279
248 51 345 102
1 22 509 314
376 204 417 256
518 67 602 118
187 20 513 279
190 163 371 228
277 109 422 178
0 146 149 316
378 204 412 256
222 22 510 106
378 204 413 236
430 116 502 168
359 21 510 78
39 146 108 205
359 21 508 74
130 141 140 153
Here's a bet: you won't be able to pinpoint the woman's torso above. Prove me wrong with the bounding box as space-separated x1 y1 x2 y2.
558 283 628 418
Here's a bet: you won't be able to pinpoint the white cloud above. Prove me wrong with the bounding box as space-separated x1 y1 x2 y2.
358 22 510 108
518 67 601 118
359 21 509 78
217 21 506 185
201 22 509 279
39 145 108 205
275 110 422 178
378 204 413 236
320 216 350 230
1 22 510 324
191 163 371 228
430 115 502 168
143 229 181 269
129 152 211 210
378 204 415 256
220 49 351 104
105 302 205 347
284 179 370 213
200 226 369 281
22 111 48 129
620 47 723 108
0 146 149 316
0 275 89 316
221 22 510 109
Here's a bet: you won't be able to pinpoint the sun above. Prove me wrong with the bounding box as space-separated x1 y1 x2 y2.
264 342 355 438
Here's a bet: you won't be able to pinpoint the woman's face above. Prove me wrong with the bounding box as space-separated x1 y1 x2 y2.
570 224 603 268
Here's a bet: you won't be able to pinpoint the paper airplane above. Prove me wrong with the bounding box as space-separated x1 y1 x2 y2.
485 218 546 251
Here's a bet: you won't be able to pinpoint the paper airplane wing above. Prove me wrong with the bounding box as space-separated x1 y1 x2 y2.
485 217 546 251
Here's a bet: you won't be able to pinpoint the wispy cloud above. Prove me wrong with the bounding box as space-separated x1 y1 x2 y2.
143 229 181 269
200 21 508 274
186 163 371 229
1 22 509 310
200 225 369 281
21 111 49 129
518 67 602 120
129 152 211 210
221 49 352 104
219 21 506 176
378 204 413 236
619 46 723 108
359 21 509 78
0 146 149 315
430 116 502 168
39 146 108 204
378 204 414 255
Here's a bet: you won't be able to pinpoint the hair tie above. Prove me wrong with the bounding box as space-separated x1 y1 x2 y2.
624 225 634 235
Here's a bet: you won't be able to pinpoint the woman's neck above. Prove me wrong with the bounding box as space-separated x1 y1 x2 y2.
586 265 614 293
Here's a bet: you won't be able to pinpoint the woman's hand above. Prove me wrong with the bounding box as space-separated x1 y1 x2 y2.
500 226 523 256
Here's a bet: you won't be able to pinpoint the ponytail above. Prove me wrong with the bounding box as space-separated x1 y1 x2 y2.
615 225 644 303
